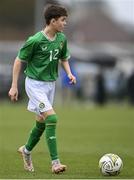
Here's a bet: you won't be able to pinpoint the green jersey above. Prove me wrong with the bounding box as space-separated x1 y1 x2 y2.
18 31 70 81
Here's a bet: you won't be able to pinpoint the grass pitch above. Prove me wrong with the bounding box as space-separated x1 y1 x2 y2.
0 101 134 179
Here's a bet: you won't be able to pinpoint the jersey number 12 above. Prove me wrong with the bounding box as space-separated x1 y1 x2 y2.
49 49 59 62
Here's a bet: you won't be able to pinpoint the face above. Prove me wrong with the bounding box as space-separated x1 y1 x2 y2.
52 16 67 32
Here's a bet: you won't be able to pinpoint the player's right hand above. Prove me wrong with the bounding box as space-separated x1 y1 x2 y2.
8 87 18 101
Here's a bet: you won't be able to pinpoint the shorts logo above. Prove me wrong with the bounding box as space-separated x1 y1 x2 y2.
39 102 45 109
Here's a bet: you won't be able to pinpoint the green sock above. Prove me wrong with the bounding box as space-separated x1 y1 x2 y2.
25 121 45 151
45 114 58 161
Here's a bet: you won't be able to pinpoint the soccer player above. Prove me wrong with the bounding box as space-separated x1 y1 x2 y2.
8 4 76 174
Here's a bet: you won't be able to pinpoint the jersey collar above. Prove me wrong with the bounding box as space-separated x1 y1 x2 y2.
41 31 57 42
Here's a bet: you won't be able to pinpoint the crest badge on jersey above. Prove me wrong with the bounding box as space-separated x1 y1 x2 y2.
60 41 64 49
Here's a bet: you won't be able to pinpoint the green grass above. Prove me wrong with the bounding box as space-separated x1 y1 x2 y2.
0 101 134 179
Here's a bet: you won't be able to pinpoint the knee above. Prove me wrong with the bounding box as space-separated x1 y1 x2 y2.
36 114 44 122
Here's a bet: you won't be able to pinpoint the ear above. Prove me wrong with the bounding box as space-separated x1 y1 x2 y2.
51 18 56 24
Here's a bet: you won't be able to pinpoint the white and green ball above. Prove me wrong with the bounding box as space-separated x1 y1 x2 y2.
99 153 123 176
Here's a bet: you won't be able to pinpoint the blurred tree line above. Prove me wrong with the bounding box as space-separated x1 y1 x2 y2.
0 0 60 40
0 0 34 40
0 0 34 28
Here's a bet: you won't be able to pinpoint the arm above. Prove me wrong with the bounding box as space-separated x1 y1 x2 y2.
61 60 76 84
8 57 23 101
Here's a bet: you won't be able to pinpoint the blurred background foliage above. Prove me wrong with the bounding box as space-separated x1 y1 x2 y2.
0 0 134 106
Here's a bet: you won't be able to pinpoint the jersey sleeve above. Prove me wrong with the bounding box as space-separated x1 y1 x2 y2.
60 38 70 61
17 36 36 62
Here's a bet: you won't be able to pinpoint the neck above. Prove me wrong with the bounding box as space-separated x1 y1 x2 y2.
43 26 57 40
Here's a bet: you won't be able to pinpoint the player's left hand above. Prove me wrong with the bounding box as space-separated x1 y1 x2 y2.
68 74 76 84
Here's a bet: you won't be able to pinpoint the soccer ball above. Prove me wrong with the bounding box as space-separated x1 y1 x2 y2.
99 153 123 176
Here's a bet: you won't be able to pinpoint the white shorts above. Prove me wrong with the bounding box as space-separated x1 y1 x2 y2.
25 77 55 115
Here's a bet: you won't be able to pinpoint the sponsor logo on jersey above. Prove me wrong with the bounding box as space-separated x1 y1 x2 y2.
41 46 47 51
39 102 45 109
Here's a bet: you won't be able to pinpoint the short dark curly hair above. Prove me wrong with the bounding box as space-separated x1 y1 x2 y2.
44 4 68 25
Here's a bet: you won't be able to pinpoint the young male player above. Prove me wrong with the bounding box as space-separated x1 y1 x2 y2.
8 4 76 174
